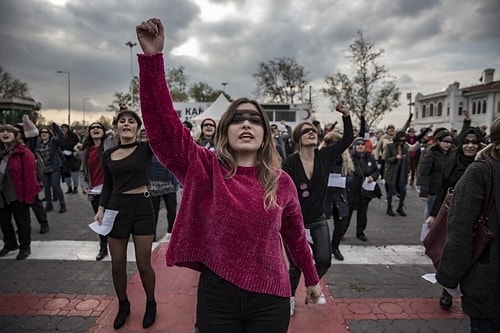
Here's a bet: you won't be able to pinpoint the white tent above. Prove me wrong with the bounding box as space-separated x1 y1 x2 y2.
191 93 230 125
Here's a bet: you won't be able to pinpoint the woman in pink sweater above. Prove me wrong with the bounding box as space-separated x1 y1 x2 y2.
136 18 321 332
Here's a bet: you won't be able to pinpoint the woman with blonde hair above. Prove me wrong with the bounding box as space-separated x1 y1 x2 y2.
136 18 321 332
321 130 355 261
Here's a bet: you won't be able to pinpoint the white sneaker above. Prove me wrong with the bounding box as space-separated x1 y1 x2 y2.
290 296 296 316
317 292 326 305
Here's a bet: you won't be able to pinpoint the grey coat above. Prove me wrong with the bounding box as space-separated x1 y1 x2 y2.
436 158 500 327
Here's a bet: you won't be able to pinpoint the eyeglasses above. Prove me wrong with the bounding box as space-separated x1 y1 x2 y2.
89 126 103 130
230 110 264 126
441 140 453 144
301 127 318 136
202 123 215 128
463 139 479 145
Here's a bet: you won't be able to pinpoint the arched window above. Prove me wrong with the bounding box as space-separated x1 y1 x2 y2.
422 104 427 118
482 100 487 114
429 103 434 117
437 102 443 116
472 101 477 114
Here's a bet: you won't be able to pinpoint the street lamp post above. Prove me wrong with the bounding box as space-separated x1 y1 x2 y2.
221 82 228 93
57 70 71 126
125 41 137 108
83 97 90 126
407 92 414 116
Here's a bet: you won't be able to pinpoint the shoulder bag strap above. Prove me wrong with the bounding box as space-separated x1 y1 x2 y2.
476 159 494 224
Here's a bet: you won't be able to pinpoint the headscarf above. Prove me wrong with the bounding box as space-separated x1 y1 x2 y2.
444 127 482 186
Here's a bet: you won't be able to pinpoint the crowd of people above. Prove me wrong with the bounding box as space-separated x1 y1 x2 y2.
0 17 498 333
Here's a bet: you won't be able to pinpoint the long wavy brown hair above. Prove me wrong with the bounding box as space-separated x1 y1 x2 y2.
215 98 280 209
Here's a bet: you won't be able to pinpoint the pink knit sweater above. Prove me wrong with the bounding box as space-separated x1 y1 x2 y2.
138 54 320 297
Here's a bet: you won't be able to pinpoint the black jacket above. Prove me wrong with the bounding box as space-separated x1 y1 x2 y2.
436 158 500 327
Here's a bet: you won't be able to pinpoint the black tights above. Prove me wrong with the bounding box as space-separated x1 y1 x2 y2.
108 235 156 301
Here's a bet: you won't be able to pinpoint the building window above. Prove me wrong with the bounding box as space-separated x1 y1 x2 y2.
437 102 443 117
458 102 463 115
482 100 487 114
472 101 477 114
497 100 500 113
422 105 427 118
447 107 450 116
429 103 434 117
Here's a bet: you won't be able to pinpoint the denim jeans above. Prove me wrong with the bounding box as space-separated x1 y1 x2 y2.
197 267 289 333
470 317 500 333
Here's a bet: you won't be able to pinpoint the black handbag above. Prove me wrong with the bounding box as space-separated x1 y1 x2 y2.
360 183 382 199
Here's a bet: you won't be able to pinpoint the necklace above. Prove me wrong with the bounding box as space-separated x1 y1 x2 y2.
118 141 139 149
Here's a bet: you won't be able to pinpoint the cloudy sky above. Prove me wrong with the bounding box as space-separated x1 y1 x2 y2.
1 0 499 127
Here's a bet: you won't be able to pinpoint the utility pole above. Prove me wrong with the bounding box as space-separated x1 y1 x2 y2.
125 41 137 108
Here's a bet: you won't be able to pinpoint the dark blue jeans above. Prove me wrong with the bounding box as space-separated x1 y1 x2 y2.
470 317 500 333
197 267 290 333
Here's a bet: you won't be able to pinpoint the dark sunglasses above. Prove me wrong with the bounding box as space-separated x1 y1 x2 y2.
202 123 215 128
301 127 318 136
231 110 264 126
89 126 103 130
463 139 479 145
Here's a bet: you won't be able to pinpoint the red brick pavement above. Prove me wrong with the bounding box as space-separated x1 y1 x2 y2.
0 243 467 332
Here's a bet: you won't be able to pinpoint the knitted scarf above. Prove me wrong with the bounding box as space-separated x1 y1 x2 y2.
0 143 17 192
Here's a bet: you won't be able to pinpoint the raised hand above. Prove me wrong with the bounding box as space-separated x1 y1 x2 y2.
136 18 164 55
335 102 350 117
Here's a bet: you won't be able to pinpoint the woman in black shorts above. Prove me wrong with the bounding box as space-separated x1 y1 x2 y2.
94 109 157 329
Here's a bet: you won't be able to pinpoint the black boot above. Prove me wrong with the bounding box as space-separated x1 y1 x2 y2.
332 248 344 261
65 187 73 194
113 298 130 329
396 206 406 216
96 243 108 261
59 204 66 213
439 289 452 310
45 204 53 212
386 206 395 216
73 187 78 194
17 247 31 260
143 300 156 328
39 222 50 234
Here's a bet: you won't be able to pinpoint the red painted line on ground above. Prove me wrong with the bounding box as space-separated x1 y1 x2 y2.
0 243 468 333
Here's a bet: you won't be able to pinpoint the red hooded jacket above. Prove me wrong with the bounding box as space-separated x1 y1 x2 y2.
7 144 41 204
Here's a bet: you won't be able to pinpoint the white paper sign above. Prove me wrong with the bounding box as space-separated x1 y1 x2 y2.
88 184 103 195
362 177 376 191
89 209 119 236
327 173 346 188
420 223 429 241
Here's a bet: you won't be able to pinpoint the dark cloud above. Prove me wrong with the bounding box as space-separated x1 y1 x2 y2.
0 0 499 126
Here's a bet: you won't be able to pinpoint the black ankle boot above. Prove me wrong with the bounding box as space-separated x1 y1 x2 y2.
113 298 130 329
96 244 108 261
143 300 156 328
386 207 395 216
439 289 452 310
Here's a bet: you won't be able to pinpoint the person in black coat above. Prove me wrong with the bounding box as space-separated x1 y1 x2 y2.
436 117 500 332
345 137 380 242
426 127 482 310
